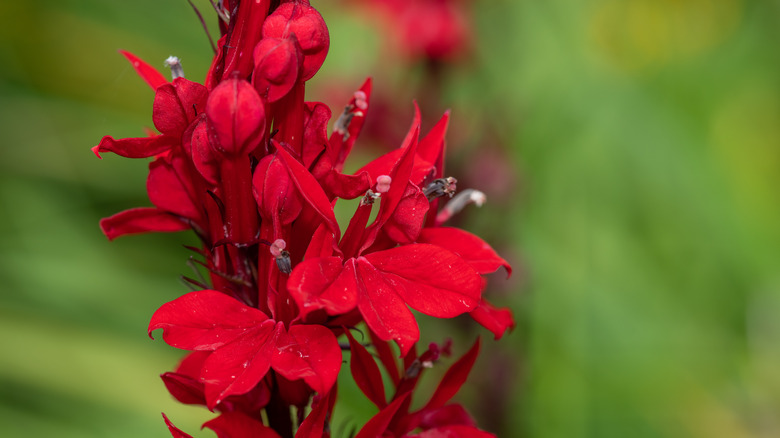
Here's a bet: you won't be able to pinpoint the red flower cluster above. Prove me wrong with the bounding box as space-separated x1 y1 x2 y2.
95 1 512 436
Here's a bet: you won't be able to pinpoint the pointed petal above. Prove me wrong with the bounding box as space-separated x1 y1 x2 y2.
272 324 342 394
418 228 512 276
275 143 340 240
469 299 515 340
99 207 188 240
294 389 336 438
302 102 331 168
323 170 371 200
365 244 482 318
162 413 194 438
345 329 387 408
148 290 269 350
423 339 480 411
202 321 281 409
92 134 177 159
417 110 450 175
120 50 168 90
287 257 357 318
355 258 419 357
203 412 282 438
354 393 409 438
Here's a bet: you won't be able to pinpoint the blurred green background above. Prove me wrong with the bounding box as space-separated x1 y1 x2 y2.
1 0 779 437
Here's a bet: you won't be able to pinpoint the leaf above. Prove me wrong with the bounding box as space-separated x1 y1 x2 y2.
120 50 167 90
203 412 282 438
272 324 342 394
365 244 482 318
148 290 270 350
345 329 387 408
423 338 481 411
417 228 512 277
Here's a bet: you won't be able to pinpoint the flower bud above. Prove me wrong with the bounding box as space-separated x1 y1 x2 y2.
262 2 329 81
253 35 303 102
206 77 265 156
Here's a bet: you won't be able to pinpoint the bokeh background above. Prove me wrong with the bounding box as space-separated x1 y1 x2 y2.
2 0 779 436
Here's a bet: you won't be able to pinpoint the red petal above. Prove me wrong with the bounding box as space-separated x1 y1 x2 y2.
355 258 419 357
302 101 331 168
345 329 387 408
119 50 167 90
162 413 194 438
203 412 282 438
207 77 265 155
262 2 329 81
469 299 515 340
328 77 372 171
99 207 188 240
147 154 201 220
303 223 336 260
383 182 429 244
254 153 302 228
418 404 476 429
148 290 269 350
92 134 177 159
417 228 511 276
252 36 303 103
365 244 482 318
413 426 495 438
294 389 336 438
161 371 206 406
272 324 342 394
423 338 480 411
153 83 189 135
354 393 409 438
275 143 340 241
322 170 371 200
287 256 357 318
417 111 450 176
360 120 420 253
202 321 281 409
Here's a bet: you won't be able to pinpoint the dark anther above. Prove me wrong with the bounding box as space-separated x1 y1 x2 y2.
275 250 292 274
361 189 379 205
423 176 458 200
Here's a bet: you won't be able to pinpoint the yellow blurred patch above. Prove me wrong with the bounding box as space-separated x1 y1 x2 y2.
589 0 742 73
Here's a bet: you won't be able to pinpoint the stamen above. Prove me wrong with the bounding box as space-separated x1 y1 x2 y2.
270 239 292 274
375 175 391 193
164 56 185 79
423 176 457 200
361 189 380 206
436 188 487 224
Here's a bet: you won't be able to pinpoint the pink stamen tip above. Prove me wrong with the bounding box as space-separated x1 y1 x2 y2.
353 91 368 110
375 175 392 193
270 239 287 258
